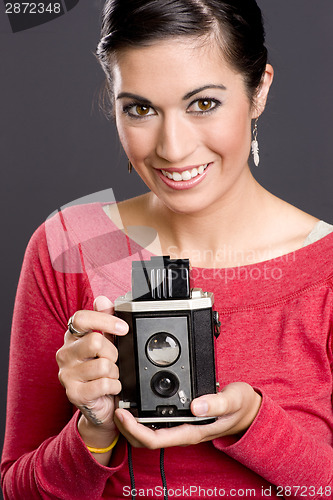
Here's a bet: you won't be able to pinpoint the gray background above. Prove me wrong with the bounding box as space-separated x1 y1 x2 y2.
1 0 332 493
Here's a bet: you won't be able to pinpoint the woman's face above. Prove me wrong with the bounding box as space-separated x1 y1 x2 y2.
113 37 263 215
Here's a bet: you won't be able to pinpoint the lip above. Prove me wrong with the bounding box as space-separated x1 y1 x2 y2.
159 164 206 174
156 162 212 191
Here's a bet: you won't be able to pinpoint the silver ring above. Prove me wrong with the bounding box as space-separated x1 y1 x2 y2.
67 315 88 337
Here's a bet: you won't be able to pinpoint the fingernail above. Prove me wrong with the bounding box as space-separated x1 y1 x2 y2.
114 321 128 334
94 295 113 312
193 400 208 416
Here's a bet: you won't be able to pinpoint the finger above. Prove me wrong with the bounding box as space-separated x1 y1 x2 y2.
93 296 117 343
114 407 247 448
69 309 128 336
74 331 119 362
58 331 119 367
191 385 243 418
68 378 122 407
80 378 122 402
93 295 114 315
63 329 77 345
74 357 119 382
114 409 208 449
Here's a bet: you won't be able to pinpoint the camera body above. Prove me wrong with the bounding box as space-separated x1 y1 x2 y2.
114 256 220 426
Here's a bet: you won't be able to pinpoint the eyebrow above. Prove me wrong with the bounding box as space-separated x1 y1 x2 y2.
116 92 153 105
183 84 227 100
116 85 227 104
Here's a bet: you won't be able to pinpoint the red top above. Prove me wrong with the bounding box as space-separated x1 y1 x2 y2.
1 203 333 499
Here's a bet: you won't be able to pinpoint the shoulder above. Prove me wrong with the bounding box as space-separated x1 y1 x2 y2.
24 202 111 275
45 202 107 234
293 227 333 290
255 190 331 259
303 220 333 246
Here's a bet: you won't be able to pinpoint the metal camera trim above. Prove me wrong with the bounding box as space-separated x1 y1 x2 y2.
114 288 214 312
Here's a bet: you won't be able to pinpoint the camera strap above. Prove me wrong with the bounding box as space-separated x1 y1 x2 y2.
160 447 168 499
127 441 168 500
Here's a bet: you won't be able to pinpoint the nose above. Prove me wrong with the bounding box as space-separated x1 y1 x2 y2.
155 113 197 164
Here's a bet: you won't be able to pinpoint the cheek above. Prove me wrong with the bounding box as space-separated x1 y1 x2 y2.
206 110 252 160
116 123 155 163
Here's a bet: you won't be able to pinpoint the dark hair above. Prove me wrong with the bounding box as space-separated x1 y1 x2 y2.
96 0 268 105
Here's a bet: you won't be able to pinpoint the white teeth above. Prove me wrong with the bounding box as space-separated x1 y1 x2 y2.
181 171 192 181
172 172 182 181
161 170 173 179
161 164 208 182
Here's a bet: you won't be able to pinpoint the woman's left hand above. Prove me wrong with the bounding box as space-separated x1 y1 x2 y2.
114 382 261 449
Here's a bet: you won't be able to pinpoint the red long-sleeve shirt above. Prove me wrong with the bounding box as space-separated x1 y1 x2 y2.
1 203 333 499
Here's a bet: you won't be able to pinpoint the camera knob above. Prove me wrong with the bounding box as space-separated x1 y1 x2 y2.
178 390 187 405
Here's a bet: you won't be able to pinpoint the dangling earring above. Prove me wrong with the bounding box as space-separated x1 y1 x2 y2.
128 160 133 174
251 118 260 167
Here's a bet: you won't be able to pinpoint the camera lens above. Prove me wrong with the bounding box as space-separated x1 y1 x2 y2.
151 371 179 398
146 332 180 367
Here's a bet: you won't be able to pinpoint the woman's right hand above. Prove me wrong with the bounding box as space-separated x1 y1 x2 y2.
56 296 129 448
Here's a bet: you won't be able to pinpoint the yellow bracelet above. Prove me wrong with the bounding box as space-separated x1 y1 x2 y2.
86 434 120 454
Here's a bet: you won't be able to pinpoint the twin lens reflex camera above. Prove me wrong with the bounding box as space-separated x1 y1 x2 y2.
114 256 220 427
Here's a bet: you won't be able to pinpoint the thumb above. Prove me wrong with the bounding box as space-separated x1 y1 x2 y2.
191 384 244 417
191 393 229 418
93 295 114 314
191 382 259 419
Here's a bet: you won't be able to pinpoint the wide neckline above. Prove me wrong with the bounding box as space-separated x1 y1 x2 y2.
99 202 333 271
55 202 333 308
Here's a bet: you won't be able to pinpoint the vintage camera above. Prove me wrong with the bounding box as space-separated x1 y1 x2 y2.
114 256 220 427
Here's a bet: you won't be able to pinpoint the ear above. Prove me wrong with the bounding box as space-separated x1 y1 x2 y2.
251 64 274 119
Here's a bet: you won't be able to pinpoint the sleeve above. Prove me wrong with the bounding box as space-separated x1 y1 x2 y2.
213 387 333 498
0 223 127 499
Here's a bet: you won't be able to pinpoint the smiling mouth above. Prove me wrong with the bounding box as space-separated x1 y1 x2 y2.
160 164 209 182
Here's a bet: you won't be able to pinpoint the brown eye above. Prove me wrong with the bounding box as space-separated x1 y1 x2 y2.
197 99 213 111
123 102 155 119
136 105 151 116
187 98 220 114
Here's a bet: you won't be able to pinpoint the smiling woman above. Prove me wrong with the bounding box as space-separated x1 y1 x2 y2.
1 1 333 499
112 38 272 211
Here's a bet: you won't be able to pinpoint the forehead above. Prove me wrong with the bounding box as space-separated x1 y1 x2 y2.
111 37 247 100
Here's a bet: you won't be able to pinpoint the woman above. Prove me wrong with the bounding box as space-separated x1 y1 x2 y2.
1 0 333 498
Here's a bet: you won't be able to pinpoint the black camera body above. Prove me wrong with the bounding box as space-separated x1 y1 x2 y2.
114 256 220 426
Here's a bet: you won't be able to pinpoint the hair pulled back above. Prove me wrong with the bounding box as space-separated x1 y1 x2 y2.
96 0 268 104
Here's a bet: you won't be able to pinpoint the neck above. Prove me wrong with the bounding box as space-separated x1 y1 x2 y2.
144 171 273 267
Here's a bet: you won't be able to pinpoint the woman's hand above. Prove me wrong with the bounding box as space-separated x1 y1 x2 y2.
56 296 129 450
114 382 261 449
